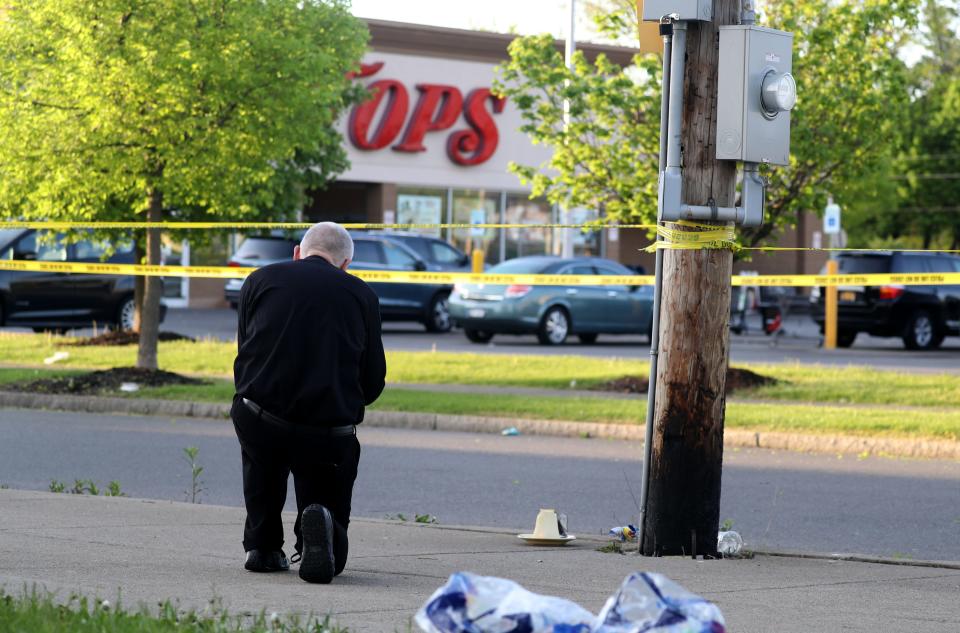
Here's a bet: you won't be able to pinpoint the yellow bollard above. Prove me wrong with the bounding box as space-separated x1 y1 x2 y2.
824 259 838 350
472 249 485 273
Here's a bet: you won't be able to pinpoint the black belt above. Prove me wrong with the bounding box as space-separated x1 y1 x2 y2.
242 398 357 437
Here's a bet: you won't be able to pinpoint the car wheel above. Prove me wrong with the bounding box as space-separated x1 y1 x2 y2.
836 330 857 348
424 293 452 333
537 307 569 345
464 328 494 344
117 296 136 331
578 333 598 344
902 310 941 350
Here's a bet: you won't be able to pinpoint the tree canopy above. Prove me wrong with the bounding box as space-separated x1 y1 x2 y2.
494 0 919 249
0 0 368 224
0 0 368 367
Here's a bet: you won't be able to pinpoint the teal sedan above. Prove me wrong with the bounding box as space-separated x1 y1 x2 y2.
449 256 654 345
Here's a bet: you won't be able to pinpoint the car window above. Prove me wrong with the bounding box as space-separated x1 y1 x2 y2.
426 240 464 264
927 257 954 273
0 229 23 254
595 264 630 276
75 239 135 261
383 241 416 267
838 255 891 274
559 265 595 275
13 233 67 261
234 237 296 260
352 239 384 265
890 255 927 274
488 258 554 274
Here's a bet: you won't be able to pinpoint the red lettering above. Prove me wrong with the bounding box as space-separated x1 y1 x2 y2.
346 62 384 79
447 89 506 166
393 84 463 153
349 79 409 150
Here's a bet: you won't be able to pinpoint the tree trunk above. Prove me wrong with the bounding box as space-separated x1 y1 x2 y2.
641 0 738 557
136 190 163 370
133 239 145 333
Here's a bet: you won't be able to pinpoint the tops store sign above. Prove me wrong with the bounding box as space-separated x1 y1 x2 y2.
337 52 549 191
348 61 505 167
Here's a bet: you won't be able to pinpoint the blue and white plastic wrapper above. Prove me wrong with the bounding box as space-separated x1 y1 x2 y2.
608 525 638 542
415 572 594 633
594 573 725 633
415 572 724 633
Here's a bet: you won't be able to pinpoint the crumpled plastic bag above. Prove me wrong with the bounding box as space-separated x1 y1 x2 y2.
415 571 724 633
594 572 725 633
415 572 594 633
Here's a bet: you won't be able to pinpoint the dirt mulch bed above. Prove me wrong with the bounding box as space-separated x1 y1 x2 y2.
66 331 195 346
8 367 207 396
593 367 777 396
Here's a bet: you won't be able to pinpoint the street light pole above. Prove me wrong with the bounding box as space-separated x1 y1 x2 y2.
560 0 576 258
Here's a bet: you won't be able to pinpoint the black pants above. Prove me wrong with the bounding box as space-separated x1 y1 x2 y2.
231 396 361 575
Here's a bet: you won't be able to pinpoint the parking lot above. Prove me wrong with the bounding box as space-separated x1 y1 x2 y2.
5 306 951 372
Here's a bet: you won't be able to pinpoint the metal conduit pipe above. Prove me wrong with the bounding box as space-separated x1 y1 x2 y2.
638 16 678 555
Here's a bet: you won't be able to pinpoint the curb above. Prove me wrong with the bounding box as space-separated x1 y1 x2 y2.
0 391 956 461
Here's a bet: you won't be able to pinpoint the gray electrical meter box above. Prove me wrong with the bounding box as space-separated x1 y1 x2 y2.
716 25 795 165
641 0 712 22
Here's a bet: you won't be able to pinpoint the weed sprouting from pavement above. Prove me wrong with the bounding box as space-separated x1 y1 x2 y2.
183 446 204 504
48 478 124 496
597 541 625 554
415 513 438 524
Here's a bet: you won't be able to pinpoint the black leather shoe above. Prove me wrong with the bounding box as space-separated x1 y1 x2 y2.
244 549 289 572
298 504 335 584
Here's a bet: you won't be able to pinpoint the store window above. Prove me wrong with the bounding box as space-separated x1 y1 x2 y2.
505 195 552 260
396 188 447 237
569 207 602 257
451 189 500 265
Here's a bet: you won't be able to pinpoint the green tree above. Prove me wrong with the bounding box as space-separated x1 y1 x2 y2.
495 0 918 249
0 0 368 368
895 0 960 249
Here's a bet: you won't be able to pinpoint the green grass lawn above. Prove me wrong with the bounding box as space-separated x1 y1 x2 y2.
371 390 960 440
0 590 353 633
0 368 953 440
1 331 957 407
0 332 957 440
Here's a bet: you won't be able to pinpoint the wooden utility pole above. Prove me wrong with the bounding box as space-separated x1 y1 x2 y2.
641 0 739 557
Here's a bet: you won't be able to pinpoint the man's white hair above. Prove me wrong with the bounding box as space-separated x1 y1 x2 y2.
299 222 354 264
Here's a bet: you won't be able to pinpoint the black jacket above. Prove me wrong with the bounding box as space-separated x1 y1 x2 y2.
233 255 386 426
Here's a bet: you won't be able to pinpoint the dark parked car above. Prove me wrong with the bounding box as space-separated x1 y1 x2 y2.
449 256 654 345
811 252 960 349
0 229 166 332
225 231 470 332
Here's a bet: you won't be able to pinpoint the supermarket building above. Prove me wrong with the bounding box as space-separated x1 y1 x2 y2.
183 19 825 307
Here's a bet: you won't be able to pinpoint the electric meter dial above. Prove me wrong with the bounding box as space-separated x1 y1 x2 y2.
760 71 796 118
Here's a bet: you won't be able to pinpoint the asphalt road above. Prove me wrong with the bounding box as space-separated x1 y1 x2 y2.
2 408 958 561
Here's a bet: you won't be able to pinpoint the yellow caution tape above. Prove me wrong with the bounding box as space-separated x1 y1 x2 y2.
5 220 960 255
643 221 738 252
0 221 656 231
2 259 959 287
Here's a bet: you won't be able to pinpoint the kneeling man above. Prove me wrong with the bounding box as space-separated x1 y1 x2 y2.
231 222 386 583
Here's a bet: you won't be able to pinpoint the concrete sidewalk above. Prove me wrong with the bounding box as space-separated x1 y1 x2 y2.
1 489 958 632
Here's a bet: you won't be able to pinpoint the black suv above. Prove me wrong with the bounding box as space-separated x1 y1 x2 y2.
0 229 166 332
225 231 470 332
811 252 960 349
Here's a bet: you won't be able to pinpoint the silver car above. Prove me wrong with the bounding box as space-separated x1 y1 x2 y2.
449 256 654 345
